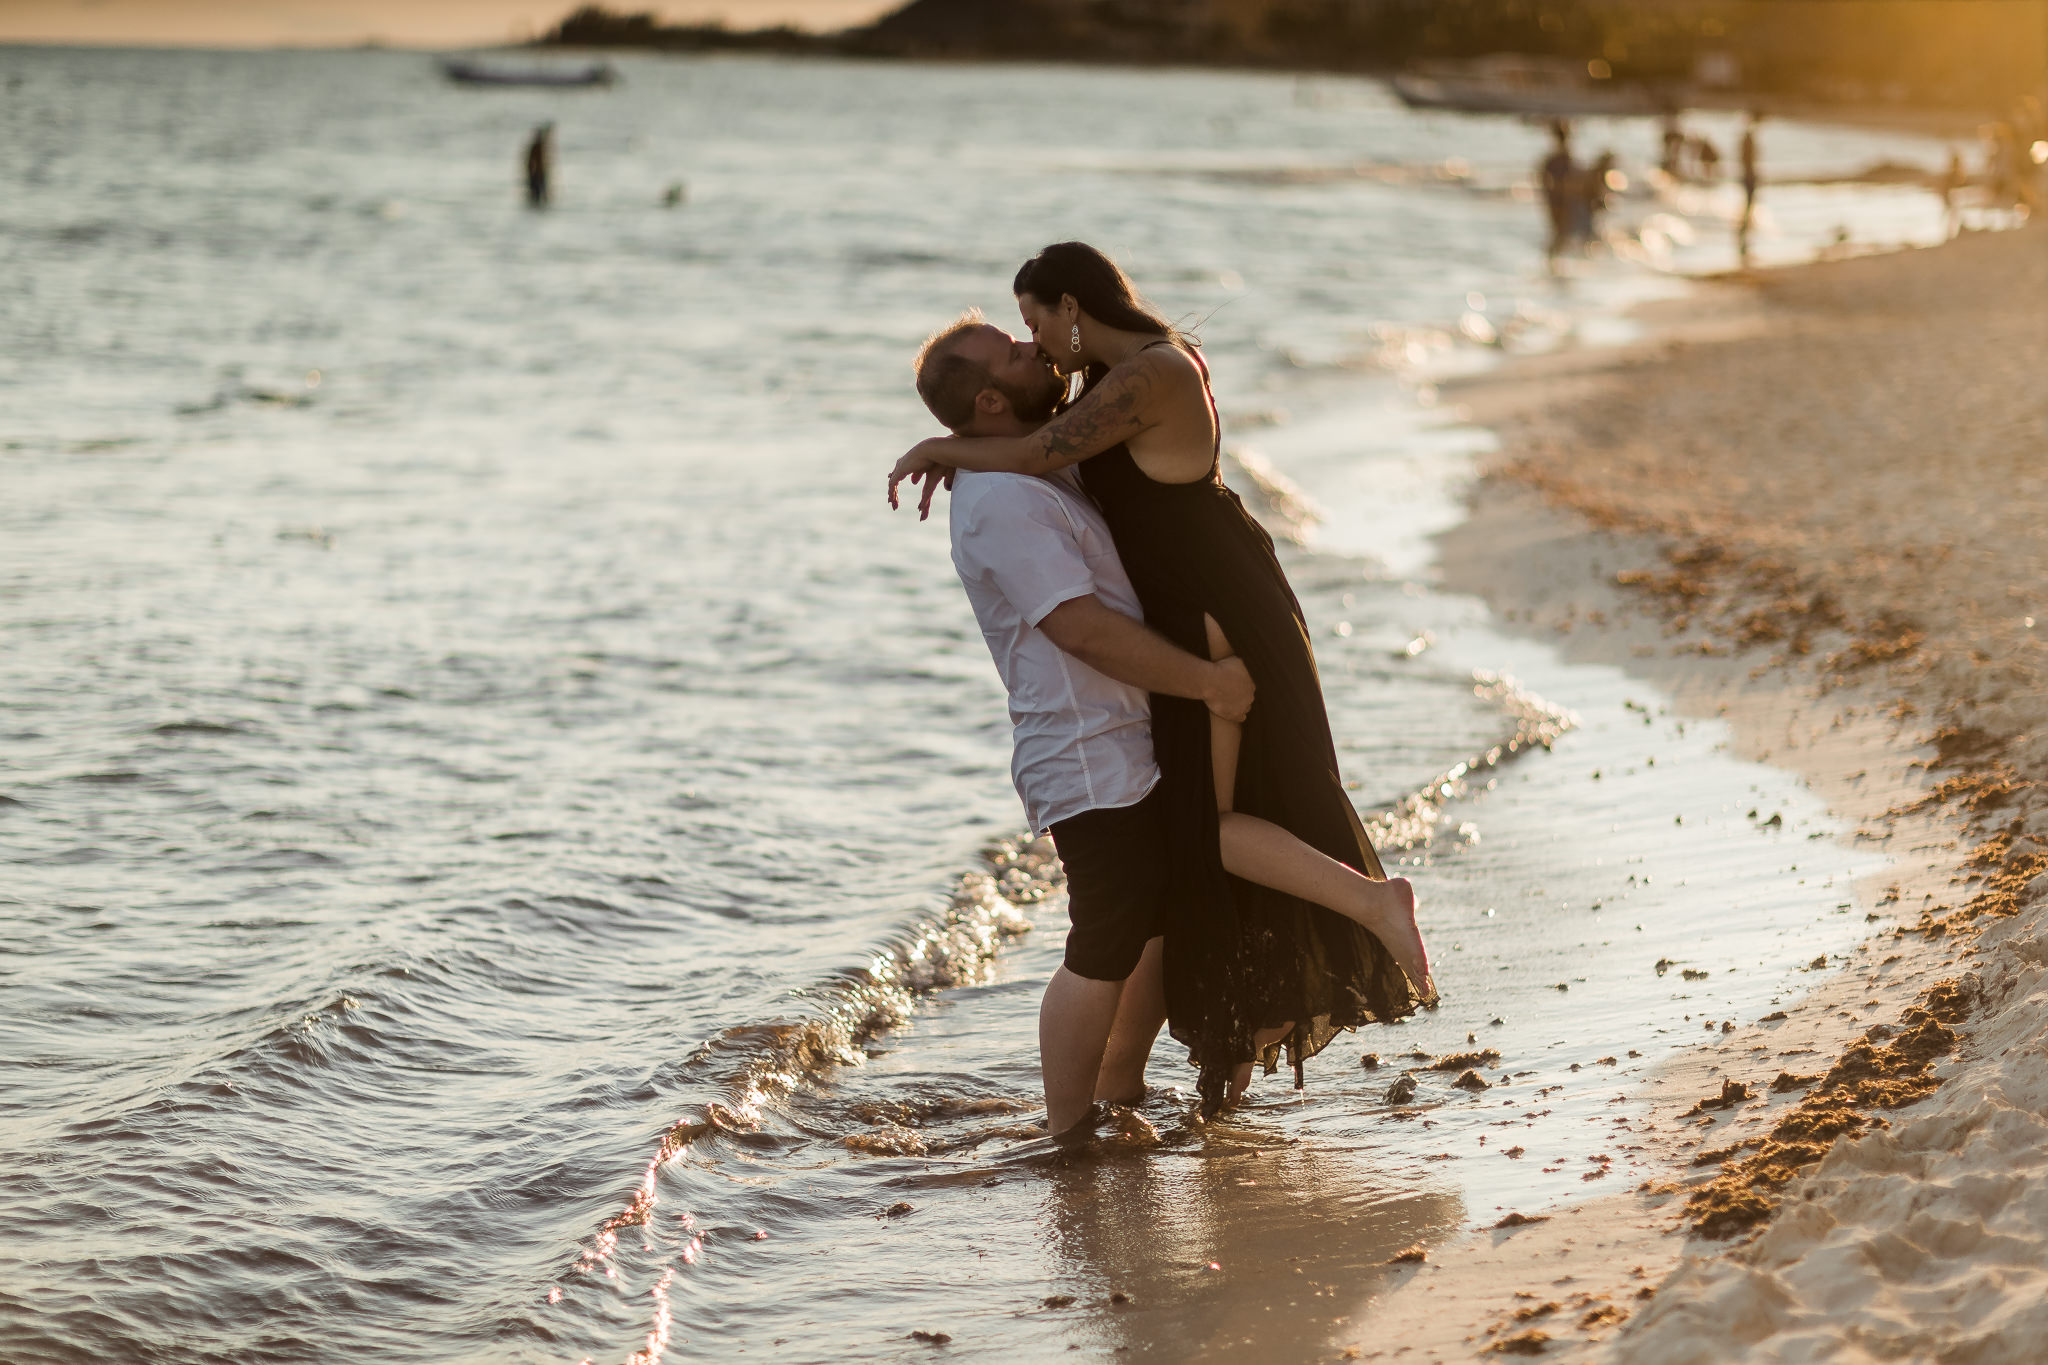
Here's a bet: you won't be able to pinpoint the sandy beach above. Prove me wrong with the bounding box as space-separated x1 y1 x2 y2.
1350 223 2048 1360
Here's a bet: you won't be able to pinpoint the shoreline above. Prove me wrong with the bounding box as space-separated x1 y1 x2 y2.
1351 224 2046 1358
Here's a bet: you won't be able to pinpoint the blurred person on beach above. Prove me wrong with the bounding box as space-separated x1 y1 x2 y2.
2017 95 2047 212
1539 120 1578 261
1694 133 1722 182
1987 123 2018 209
1738 114 1762 264
893 244 1435 1115
1939 149 1967 238
1586 150 1620 242
1989 110 2042 214
1658 110 1684 178
524 123 553 208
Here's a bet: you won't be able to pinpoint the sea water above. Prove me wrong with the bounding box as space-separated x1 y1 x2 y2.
0 46 1956 1363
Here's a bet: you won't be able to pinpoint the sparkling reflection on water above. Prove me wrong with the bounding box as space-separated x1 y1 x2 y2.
0 46 1945 1363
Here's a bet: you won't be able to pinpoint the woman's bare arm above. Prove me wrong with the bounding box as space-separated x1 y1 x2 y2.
1031 357 1166 468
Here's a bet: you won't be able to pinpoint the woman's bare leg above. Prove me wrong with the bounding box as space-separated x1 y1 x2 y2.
1206 617 1297 1104
1202 616 1434 1000
1207 614 1243 814
1217 815 1429 996
1223 1021 1299 1109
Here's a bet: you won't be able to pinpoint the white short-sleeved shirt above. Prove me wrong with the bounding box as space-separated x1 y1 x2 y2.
949 469 1159 833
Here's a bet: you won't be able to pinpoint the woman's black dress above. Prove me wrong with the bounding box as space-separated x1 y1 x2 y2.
1078 350 1433 1110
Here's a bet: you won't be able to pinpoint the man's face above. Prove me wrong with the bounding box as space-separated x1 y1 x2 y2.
953 324 1062 425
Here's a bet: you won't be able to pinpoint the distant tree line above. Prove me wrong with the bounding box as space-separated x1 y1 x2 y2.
544 0 2048 111
543 6 835 52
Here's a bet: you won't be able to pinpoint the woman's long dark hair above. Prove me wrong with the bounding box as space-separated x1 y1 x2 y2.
1012 242 1195 399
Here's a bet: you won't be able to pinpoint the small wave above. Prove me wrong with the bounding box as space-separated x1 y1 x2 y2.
215 849 343 873
151 719 259 737
676 837 1058 1127
841 245 989 273
1366 671 1578 853
578 672 1578 1291
546 893 623 914
65 436 147 455
34 847 111 865
65 770 146 785
573 838 1061 1275
1112 157 1477 191
677 687 1562 1105
841 1127 928 1156
175 385 318 418
842 1096 1036 1127
43 220 114 246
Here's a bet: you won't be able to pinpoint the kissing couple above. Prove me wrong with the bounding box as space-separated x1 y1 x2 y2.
889 242 1436 1136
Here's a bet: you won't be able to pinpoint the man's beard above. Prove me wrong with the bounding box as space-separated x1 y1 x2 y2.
995 359 1062 424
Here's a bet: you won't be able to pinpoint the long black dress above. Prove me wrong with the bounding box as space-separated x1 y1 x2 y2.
1078 345 1434 1111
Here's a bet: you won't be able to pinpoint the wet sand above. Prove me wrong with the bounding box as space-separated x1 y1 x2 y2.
1351 224 2048 1359
1318 222 2039 1358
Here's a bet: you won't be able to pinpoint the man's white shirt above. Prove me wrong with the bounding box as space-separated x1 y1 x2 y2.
948 469 1159 833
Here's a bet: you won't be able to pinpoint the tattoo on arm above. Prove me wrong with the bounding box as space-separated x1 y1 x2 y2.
1031 356 1161 469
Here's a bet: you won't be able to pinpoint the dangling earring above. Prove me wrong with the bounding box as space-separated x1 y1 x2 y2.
1069 324 1082 355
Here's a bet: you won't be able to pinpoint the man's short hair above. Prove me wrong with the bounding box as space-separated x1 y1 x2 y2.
913 310 994 433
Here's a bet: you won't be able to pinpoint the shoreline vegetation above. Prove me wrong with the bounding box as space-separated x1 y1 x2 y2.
536 0 2047 124
1386 223 2047 1358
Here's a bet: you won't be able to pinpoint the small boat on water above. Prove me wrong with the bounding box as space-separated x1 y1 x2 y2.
440 57 617 89
1391 54 1657 119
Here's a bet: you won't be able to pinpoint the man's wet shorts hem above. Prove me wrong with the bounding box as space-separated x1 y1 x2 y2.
1048 786 1170 982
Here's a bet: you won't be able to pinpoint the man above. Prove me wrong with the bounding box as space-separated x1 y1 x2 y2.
910 312 1254 1138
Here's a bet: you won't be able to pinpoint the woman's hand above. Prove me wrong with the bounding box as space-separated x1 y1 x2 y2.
888 439 957 520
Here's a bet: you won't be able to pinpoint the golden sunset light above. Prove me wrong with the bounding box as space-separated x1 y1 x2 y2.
4 5 2044 1363
0 0 894 47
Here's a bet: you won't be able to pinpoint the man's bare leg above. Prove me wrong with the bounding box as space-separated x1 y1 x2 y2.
1040 965 1124 1138
1095 936 1165 1104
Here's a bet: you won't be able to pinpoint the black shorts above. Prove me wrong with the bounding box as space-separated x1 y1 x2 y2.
1048 785 1171 982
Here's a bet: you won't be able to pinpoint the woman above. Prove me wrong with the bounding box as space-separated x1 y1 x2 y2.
891 243 1434 1110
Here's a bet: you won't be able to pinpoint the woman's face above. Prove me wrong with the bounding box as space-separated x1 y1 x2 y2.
1016 292 1075 373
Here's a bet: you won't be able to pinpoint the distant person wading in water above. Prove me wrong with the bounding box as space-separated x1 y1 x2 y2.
525 123 553 208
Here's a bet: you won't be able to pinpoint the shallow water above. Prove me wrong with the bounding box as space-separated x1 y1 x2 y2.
0 46 1953 1363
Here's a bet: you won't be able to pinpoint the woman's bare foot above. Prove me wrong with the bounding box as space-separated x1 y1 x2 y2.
1352 877 1434 1000
1225 1021 1297 1107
